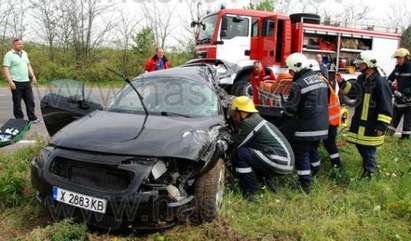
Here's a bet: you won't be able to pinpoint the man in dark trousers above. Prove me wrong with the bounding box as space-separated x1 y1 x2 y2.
230 96 294 201
338 51 393 178
2 38 39 123
388 48 411 140
309 59 343 170
284 53 329 193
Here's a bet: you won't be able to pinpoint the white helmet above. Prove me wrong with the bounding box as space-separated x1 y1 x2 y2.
308 59 320 72
286 53 308 72
354 50 379 68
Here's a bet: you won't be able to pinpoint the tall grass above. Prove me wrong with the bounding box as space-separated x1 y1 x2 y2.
1 137 410 241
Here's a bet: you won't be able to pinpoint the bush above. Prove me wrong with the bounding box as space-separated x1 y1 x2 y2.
17 220 89 241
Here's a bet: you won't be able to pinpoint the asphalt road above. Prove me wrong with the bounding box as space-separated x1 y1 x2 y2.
0 87 49 153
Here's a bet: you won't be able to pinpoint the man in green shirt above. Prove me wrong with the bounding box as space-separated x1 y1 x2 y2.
2 38 39 123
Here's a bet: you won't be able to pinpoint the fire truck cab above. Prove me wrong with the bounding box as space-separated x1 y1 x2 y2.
193 9 401 96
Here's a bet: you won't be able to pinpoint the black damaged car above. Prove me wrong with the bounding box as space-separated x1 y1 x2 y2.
31 64 234 230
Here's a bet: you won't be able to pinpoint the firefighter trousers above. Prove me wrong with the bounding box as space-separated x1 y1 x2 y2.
323 125 342 167
390 106 411 139
234 147 279 195
293 140 321 185
355 144 377 173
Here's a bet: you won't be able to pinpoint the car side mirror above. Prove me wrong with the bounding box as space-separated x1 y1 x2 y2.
233 16 245 23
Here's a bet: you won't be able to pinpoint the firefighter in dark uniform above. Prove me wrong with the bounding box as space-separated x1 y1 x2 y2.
338 51 393 178
388 48 411 139
284 53 329 193
230 96 294 201
309 59 343 169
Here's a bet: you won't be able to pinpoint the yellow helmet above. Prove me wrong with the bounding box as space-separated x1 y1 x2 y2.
230 96 258 113
392 48 410 58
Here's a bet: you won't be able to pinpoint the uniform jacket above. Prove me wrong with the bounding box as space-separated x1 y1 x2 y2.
234 113 294 174
284 69 329 141
342 71 393 146
388 61 411 107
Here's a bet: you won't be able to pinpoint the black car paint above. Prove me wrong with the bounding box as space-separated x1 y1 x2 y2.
33 65 232 230
51 110 226 161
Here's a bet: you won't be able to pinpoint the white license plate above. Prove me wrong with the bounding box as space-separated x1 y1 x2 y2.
52 186 107 214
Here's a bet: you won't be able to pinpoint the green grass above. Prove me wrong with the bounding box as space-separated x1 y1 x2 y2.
0 137 410 241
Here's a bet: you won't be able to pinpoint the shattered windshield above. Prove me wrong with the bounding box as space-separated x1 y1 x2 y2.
198 14 218 44
108 77 219 118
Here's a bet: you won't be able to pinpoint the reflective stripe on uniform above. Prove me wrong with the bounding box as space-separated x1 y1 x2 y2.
263 122 293 165
253 150 294 171
297 170 311 176
235 167 253 173
342 81 352 95
237 120 267 148
329 101 340 109
388 126 397 131
394 103 411 108
361 93 371 121
377 114 392 124
329 113 340 122
330 153 340 159
403 131 411 134
295 129 328 137
345 132 385 146
300 82 328 94
399 73 411 77
311 161 321 167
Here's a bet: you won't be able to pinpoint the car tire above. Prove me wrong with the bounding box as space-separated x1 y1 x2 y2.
193 158 225 223
232 74 252 97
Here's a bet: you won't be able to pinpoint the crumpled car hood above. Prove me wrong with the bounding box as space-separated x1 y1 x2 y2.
51 111 225 161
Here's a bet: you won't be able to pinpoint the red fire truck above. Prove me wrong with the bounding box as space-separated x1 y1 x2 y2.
193 9 401 96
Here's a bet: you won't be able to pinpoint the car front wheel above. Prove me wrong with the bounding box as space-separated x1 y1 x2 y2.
193 158 225 223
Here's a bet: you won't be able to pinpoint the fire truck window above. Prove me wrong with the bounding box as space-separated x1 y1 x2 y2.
221 16 249 39
251 19 259 37
262 19 275 37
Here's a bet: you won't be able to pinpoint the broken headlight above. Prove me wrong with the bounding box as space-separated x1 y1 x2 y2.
32 145 55 169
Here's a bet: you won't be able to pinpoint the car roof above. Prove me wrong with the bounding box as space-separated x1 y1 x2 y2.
136 66 214 83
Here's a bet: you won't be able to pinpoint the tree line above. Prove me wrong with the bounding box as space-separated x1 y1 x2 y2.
0 0 411 84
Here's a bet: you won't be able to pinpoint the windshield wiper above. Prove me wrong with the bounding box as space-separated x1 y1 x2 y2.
160 111 191 118
106 68 149 140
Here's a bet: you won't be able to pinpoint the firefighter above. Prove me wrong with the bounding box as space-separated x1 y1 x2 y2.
309 59 343 169
144 47 170 72
284 53 329 193
230 96 294 201
250 60 276 104
337 51 393 178
387 48 411 140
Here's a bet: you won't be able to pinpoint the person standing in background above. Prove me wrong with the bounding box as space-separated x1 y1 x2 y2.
2 38 39 123
316 54 329 80
144 47 171 72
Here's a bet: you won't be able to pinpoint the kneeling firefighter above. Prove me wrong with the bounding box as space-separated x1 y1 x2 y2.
284 53 329 193
338 51 393 178
230 96 294 201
